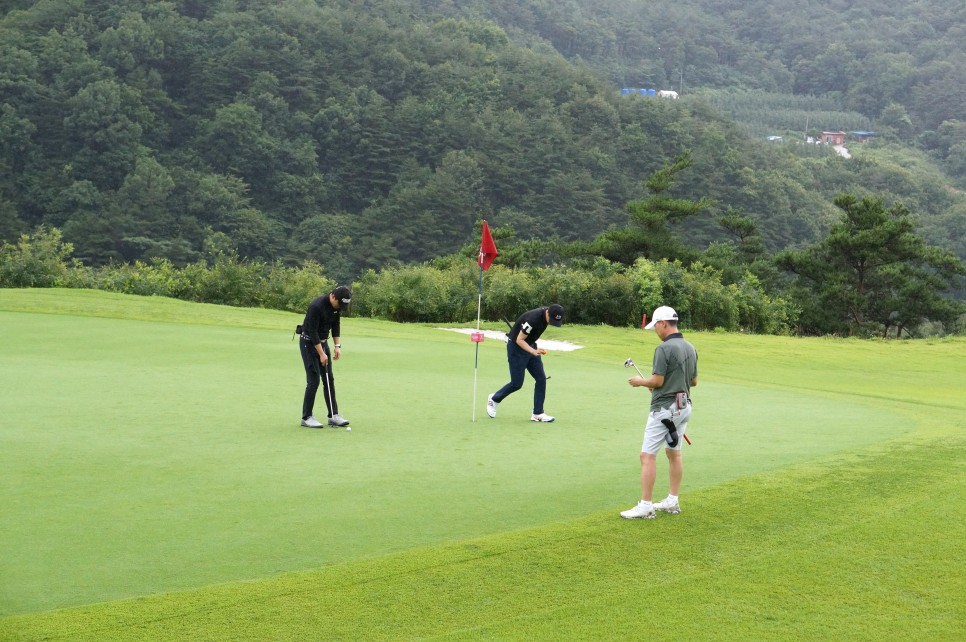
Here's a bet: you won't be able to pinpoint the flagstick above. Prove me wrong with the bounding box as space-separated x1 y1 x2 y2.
473 219 497 423
472 264 483 422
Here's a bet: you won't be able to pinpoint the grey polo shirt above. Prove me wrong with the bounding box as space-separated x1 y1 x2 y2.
650 333 698 412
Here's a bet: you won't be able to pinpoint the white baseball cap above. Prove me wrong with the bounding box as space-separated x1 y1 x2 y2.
644 306 678 329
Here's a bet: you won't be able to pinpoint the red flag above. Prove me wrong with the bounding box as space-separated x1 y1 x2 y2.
478 221 498 270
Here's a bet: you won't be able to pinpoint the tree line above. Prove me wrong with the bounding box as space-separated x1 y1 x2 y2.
4 166 963 337
2 0 964 282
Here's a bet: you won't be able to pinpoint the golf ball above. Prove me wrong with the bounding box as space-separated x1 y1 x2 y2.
346 426 351 431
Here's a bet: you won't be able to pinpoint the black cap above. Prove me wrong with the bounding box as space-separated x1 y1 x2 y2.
548 304 564 327
332 285 352 305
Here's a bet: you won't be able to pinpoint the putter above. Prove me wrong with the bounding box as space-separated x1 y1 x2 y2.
623 358 644 377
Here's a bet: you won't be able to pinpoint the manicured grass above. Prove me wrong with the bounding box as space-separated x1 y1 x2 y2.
7 433 961 641
1 289 963 639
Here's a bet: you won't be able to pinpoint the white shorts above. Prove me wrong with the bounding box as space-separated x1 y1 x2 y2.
641 402 691 455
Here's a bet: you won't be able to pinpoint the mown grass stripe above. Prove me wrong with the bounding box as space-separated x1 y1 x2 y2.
4 428 962 641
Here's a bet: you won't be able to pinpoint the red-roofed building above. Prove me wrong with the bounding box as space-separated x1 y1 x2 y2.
820 131 846 145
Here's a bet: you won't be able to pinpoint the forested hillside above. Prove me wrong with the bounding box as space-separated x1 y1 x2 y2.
1 0 964 283
446 0 966 139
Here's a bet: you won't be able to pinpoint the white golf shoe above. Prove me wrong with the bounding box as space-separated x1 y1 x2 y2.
654 496 681 514
620 500 656 519
301 416 324 428
328 414 350 427
530 413 555 423
486 394 498 418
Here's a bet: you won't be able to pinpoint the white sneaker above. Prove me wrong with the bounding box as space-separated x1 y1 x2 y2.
620 500 656 519
486 394 498 418
530 413 555 423
328 414 350 427
301 416 324 428
654 496 681 514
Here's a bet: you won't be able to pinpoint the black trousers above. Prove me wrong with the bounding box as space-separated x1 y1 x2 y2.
300 338 337 419
492 341 548 414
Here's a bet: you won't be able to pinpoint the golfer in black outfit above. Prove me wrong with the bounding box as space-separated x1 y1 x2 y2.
299 285 351 428
486 304 564 423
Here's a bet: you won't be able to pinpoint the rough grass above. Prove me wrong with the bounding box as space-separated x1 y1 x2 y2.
1 289 963 640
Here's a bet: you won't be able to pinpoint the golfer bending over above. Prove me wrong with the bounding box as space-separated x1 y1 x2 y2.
486 304 564 423
621 305 698 519
299 285 352 428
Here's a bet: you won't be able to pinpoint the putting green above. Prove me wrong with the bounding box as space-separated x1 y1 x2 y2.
0 290 942 616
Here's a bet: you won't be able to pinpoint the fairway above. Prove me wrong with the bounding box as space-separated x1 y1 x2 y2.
1 289 964 640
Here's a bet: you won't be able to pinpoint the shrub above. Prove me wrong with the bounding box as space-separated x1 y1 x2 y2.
626 258 664 320
483 267 539 323
530 263 635 326
649 259 691 322
193 252 266 307
353 264 477 322
258 261 334 313
680 262 740 331
96 258 194 298
0 226 74 287
733 272 799 334
63 263 97 289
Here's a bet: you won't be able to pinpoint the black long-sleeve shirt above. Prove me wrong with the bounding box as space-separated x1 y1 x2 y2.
301 295 341 345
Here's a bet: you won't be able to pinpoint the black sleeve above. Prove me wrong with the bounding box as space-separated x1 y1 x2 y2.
304 300 322 345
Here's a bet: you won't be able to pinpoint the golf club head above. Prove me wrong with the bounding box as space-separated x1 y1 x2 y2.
624 358 645 377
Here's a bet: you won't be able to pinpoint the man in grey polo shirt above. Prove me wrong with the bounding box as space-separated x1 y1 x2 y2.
621 305 698 519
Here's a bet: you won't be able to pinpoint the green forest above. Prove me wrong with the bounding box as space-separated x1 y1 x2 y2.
1 0 964 335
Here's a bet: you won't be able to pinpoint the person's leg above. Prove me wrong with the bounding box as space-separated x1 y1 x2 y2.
525 355 548 414
318 342 337 417
620 413 664 518
492 344 528 402
638 410 668 501
666 448 683 496
300 340 321 419
640 452 657 501
666 408 690 495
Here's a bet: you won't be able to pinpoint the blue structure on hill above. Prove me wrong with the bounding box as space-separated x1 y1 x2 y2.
620 87 657 96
